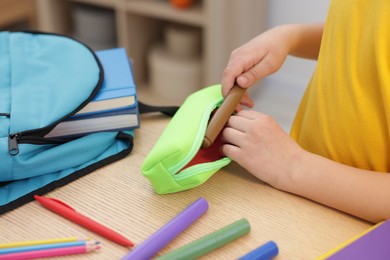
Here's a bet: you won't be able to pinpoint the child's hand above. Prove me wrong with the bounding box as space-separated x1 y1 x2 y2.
221 110 303 189
221 25 294 108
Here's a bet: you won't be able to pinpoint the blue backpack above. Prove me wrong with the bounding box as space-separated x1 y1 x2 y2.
0 31 134 214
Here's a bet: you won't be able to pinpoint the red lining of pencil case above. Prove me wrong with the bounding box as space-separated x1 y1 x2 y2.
179 109 225 172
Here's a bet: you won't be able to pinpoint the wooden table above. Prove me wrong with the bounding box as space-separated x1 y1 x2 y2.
0 114 371 259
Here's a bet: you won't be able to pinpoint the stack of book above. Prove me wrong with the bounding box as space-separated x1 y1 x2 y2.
46 48 139 138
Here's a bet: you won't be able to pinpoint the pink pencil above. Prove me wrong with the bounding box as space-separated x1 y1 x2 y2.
0 244 101 260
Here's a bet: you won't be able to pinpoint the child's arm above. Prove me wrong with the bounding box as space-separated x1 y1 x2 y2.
288 23 324 59
284 149 390 223
221 110 390 223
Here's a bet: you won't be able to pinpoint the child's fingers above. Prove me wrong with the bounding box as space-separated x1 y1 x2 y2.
237 54 276 87
221 127 246 147
240 93 254 108
226 115 251 133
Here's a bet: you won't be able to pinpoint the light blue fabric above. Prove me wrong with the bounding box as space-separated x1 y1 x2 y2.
8 32 100 132
0 130 133 207
0 32 133 210
0 32 11 137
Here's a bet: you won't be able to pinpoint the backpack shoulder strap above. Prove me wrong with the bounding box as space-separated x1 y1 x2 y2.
138 101 179 117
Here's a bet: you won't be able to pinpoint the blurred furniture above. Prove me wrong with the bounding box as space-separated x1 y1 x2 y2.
0 0 37 29
36 0 267 105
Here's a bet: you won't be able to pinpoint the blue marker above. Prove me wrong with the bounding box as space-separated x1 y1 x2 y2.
238 241 279 260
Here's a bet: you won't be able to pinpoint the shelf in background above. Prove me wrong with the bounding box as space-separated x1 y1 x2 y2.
0 0 37 29
124 0 204 26
69 0 117 8
36 0 266 102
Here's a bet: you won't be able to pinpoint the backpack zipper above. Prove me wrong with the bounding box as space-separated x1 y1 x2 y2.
8 132 20 156
8 132 70 156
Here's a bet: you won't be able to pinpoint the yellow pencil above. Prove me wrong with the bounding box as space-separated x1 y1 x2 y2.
0 237 88 249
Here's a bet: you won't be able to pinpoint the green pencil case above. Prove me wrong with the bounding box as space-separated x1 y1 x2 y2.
142 85 231 194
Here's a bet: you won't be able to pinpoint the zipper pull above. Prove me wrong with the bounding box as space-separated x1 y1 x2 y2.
8 133 20 156
0 113 10 117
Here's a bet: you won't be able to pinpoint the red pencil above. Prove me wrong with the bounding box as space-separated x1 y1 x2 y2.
34 195 133 247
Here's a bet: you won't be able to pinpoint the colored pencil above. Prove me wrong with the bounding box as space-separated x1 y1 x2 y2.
0 244 101 260
0 240 98 255
0 237 82 249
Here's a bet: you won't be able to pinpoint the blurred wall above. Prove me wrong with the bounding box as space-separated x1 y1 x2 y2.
250 0 330 131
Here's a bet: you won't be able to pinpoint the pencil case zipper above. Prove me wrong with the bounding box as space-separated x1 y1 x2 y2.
167 98 231 179
174 159 230 181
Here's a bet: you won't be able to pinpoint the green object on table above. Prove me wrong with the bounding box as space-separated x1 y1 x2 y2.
141 85 231 195
156 218 251 260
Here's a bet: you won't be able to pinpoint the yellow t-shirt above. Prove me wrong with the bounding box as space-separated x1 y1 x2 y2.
290 0 390 172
